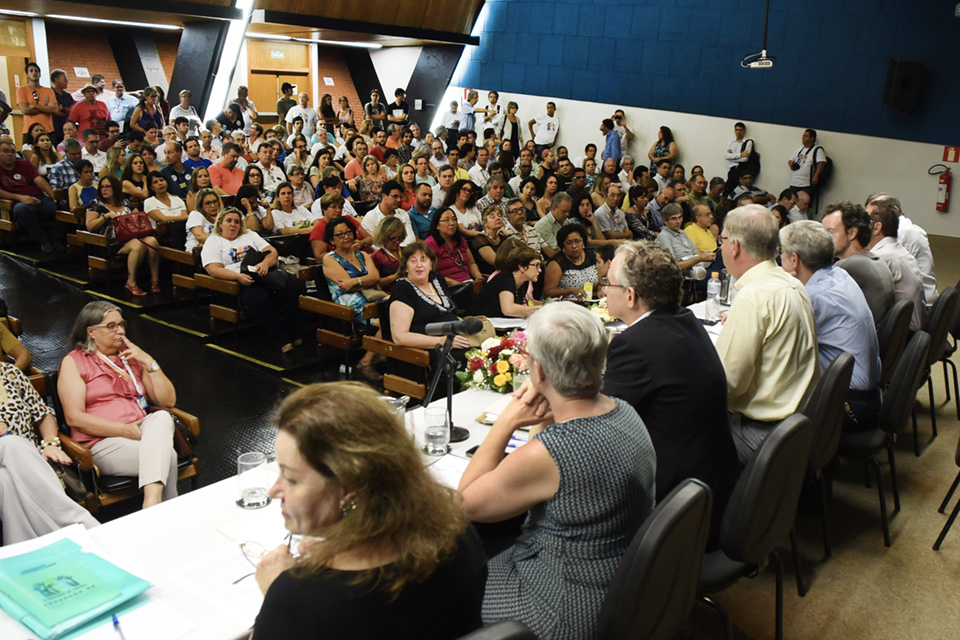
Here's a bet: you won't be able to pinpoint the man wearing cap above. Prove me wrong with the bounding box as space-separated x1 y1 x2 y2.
69 84 110 139
70 74 106 103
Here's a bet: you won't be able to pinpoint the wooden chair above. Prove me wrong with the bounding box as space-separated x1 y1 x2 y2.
160 246 203 298
299 294 374 379
194 273 247 339
42 371 201 515
361 299 432 399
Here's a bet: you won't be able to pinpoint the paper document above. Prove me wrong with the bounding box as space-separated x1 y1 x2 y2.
429 455 472 489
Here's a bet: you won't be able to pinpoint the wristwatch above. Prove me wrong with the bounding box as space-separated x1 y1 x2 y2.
147 360 160 373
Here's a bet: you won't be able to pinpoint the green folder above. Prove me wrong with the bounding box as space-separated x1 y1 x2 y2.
0 538 150 639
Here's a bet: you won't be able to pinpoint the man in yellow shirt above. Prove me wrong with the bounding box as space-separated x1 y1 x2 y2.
684 204 718 253
715 204 819 463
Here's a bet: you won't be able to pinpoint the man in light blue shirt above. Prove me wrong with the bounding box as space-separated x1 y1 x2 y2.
600 118 621 165
780 220 881 430
106 80 138 132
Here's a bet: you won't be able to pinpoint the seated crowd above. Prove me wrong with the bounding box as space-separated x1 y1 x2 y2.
0 64 943 640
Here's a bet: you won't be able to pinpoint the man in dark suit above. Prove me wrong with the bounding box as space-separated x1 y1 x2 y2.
602 240 740 547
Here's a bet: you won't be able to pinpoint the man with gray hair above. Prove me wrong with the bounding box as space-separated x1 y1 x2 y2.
656 203 715 271
780 221 881 430
717 204 819 462
865 192 937 307
603 240 738 548
534 191 575 259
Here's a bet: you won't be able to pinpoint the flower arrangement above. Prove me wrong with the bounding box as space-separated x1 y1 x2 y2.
456 330 528 393
588 298 616 322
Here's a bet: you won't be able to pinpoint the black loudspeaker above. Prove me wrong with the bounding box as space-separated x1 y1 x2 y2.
883 58 923 112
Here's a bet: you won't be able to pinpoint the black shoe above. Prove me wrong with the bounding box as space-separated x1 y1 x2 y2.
40 241 54 254
53 239 67 251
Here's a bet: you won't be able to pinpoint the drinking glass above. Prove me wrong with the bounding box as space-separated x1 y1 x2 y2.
237 452 270 509
423 407 449 456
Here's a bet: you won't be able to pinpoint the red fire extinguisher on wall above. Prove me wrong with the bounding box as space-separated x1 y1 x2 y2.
930 164 952 212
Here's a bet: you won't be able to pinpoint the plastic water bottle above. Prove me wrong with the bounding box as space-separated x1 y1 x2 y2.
706 272 721 320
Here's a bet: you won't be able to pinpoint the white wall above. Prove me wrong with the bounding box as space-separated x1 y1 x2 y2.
370 46 421 95
442 86 956 238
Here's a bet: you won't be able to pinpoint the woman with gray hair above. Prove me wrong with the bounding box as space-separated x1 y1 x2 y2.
57 301 179 509
459 302 656 640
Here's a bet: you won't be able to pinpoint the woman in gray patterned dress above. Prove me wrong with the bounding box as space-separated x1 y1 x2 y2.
459 302 656 640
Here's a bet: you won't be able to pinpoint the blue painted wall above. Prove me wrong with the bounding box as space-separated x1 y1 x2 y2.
459 0 959 145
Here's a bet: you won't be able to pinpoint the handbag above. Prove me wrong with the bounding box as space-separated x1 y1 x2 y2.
172 414 197 459
113 211 155 244
466 315 496 348
48 460 89 503
240 248 290 294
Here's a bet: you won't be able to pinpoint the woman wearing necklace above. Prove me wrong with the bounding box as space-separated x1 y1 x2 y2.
424 208 481 286
372 216 405 294
470 206 508 276
468 244 542 319
543 224 597 301
58 301 180 510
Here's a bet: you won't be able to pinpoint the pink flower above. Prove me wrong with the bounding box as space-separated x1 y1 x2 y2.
511 330 527 344
509 353 525 369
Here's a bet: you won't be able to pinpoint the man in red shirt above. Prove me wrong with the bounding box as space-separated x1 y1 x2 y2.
0 138 61 253
68 84 110 139
209 142 244 196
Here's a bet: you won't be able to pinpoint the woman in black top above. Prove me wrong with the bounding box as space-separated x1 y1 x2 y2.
253 381 486 640
389 241 468 347
469 244 542 318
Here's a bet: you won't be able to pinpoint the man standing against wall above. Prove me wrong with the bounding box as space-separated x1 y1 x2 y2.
600 118 621 166
50 69 74 145
107 79 138 133
528 102 559 158
277 83 296 123
16 63 58 140
364 90 387 131
788 128 826 197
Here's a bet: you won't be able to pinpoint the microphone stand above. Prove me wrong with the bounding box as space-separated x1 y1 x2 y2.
423 335 470 443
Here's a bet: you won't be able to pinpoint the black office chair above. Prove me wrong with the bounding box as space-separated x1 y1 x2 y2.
939 281 960 419
933 431 960 551
698 414 813 640
838 331 931 547
914 287 959 455
595 479 712 640
793 352 854 596
456 621 538 640
877 299 912 389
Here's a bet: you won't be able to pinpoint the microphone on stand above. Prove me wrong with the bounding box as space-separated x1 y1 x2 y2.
425 317 484 336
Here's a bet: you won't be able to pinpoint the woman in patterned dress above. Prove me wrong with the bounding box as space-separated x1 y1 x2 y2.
459 301 656 640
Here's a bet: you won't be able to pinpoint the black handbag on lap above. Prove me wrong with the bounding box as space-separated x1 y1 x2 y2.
240 249 289 294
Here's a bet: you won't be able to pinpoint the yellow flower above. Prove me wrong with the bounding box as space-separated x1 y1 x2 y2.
496 360 510 374
493 374 507 387
504 372 512 381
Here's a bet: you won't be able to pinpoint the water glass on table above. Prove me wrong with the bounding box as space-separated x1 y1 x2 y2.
423 407 450 456
237 451 270 509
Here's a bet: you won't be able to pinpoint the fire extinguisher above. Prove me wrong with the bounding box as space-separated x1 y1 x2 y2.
930 164 952 212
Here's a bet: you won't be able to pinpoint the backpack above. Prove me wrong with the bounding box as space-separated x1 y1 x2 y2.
812 146 834 188
740 139 761 176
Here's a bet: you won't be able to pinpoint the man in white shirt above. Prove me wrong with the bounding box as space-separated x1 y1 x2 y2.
253 142 287 197
432 165 455 208
440 101 461 137
285 93 319 137
594 183 632 240
80 129 107 173
528 101 559 156
724 121 753 170
429 140 447 170
508 157 534 195
866 192 937 307
788 128 826 196
789 190 811 223
652 160 671 194
612 110 635 152
360 180 416 248
234 85 258 134
468 146 491 187
866 200 926 331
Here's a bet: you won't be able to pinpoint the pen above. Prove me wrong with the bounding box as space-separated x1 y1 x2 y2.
112 614 127 640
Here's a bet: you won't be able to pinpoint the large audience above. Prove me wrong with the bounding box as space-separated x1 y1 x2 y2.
0 60 943 639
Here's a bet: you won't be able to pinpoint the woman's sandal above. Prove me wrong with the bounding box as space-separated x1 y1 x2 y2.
150 280 161 294
357 363 383 381
125 282 147 297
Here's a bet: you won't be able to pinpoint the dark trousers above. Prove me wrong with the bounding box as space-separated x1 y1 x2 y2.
239 274 306 348
12 197 64 246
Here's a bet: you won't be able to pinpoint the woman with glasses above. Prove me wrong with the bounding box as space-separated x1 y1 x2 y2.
86 175 161 297
201 209 305 353
543 224 597 301
308 193 368 260
58 301 179 509
470 205 509 276
468 244 542 318
251 381 486 640
185 188 222 251
425 207 482 285
322 216 382 323
439 179 482 238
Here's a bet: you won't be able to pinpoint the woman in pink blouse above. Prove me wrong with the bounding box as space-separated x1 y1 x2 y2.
58 301 179 509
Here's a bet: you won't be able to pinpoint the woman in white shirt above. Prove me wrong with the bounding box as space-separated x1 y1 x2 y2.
201 209 306 353
144 171 189 249
168 90 201 137
271 182 318 235
185 188 222 252
29 132 60 177
438 179 483 239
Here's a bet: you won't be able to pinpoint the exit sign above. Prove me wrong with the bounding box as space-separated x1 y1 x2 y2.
270 49 285 59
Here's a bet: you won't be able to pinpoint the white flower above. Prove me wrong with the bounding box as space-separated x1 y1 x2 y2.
501 349 513 357
473 370 485 384
480 337 500 352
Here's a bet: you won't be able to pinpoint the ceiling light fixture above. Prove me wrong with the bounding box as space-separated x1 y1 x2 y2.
245 32 381 49
0 9 39 18
47 14 181 30
246 33 292 41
